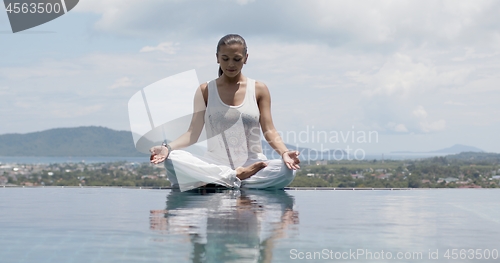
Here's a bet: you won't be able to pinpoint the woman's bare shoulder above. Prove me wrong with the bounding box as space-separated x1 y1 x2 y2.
254 80 270 100
199 82 208 90
198 82 209 104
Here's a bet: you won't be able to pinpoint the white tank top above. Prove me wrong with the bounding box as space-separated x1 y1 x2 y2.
204 78 266 168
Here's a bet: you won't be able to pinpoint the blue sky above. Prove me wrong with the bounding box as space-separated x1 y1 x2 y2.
1 0 499 154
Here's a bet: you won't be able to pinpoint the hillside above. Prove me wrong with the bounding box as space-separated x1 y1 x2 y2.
0 126 147 157
445 151 500 162
0 126 349 158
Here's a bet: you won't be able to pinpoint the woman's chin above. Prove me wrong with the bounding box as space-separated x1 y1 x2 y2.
224 71 239 77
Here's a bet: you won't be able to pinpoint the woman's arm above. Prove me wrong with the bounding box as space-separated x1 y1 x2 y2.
150 84 207 164
169 83 207 150
256 81 300 170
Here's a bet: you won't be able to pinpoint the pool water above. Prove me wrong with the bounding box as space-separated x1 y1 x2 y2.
1 188 500 262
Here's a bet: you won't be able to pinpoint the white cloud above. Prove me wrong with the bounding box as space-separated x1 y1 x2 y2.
0 86 11 95
109 77 134 89
51 104 104 118
412 106 446 132
420 119 446 133
452 47 500 61
362 53 436 97
353 53 474 97
444 100 466 106
387 122 409 133
74 0 128 13
303 0 500 45
0 60 81 80
413 106 428 119
74 0 500 50
234 0 255 5
140 42 179 54
395 124 408 133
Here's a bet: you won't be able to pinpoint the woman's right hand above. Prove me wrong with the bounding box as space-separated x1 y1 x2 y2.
150 145 169 164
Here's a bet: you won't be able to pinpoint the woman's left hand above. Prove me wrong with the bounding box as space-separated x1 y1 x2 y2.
282 150 300 170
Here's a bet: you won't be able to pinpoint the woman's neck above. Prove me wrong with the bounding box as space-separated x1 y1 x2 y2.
219 72 245 85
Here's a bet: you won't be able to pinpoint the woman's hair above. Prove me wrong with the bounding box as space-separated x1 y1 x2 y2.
216 34 247 77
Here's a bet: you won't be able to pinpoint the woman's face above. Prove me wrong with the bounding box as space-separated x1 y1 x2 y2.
216 43 247 78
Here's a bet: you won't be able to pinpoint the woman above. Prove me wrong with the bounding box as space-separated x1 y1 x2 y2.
150 34 300 191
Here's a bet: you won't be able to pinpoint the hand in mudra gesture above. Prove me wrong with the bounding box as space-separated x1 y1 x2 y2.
282 150 300 170
150 145 169 164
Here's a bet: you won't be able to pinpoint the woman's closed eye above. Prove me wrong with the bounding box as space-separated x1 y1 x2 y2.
222 58 242 62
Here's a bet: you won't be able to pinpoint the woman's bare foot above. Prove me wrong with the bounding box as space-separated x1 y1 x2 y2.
150 210 168 215
236 162 267 180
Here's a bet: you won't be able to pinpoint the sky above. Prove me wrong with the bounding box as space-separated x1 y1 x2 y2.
1 0 499 155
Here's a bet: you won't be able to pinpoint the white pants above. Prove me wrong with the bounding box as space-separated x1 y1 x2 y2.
164 150 296 191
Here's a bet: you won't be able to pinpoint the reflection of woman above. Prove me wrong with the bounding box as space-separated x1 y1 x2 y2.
149 34 300 191
150 189 299 262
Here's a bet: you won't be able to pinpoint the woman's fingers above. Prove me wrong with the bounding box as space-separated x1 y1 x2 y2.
284 159 299 170
283 152 301 170
150 153 166 164
149 145 169 164
150 146 159 154
152 158 164 165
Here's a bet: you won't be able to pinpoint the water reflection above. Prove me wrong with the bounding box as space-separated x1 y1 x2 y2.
150 189 299 263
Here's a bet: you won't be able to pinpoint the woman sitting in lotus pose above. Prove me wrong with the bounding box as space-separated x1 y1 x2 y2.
150 34 300 191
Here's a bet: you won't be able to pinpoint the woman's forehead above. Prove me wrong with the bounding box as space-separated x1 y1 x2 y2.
218 44 246 55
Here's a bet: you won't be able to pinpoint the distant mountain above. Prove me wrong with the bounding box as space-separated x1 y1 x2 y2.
430 144 483 153
0 126 147 157
0 126 346 158
391 144 484 154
